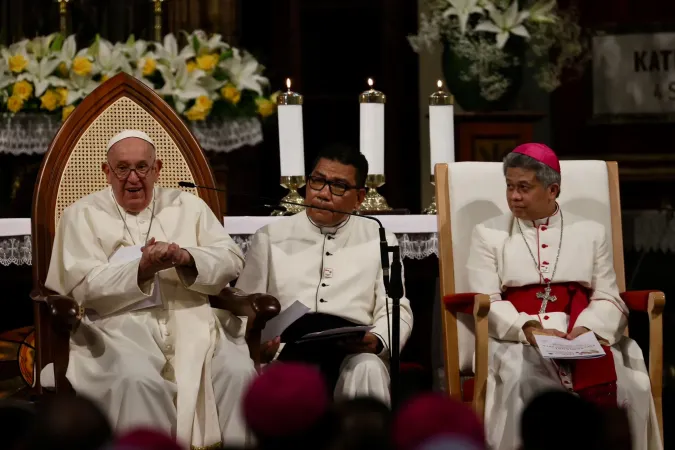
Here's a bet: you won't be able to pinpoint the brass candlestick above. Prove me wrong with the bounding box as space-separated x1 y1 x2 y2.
360 174 391 212
423 175 437 215
272 175 306 216
425 81 454 215
152 0 165 42
359 79 391 212
57 0 70 34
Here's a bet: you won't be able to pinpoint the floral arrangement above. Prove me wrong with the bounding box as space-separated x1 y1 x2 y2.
0 31 279 122
409 0 589 101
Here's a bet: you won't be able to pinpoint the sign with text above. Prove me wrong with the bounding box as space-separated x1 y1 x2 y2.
593 32 675 116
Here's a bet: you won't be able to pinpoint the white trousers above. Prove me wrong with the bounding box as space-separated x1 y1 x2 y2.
334 353 390 406
67 310 256 447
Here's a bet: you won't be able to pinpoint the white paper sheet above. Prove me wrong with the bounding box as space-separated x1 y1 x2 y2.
301 325 374 339
261 300 311 342
534 331 606 360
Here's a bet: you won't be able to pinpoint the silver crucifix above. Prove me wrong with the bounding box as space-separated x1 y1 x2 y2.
536 285 557 314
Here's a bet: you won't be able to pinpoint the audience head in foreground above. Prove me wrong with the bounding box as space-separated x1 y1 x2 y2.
103 130 162 214
24 394 113 450
503 142 561 221
326 396 392 450
243 362 334 449
392 393 485 450
305 143 368 226
0 399 35 450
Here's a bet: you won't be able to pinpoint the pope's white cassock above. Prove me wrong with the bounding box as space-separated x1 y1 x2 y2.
467 205 662 450
45 186 255 449
235 211 414 405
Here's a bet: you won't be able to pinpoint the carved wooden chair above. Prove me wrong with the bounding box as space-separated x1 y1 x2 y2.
435 160 664 443
30 72 279 393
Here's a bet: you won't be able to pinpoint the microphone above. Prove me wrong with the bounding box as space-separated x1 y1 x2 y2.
180 180 404 408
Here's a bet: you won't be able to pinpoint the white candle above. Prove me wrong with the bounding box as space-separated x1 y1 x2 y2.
429 80 455 171
277 78 305 177
359 78 386 175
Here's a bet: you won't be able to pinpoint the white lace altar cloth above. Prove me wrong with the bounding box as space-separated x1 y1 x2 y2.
0 113 263 155
0 215 439 266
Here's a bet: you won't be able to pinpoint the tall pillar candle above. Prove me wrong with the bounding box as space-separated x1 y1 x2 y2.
277 78 305 176
359 78 386 174
429 80 455 171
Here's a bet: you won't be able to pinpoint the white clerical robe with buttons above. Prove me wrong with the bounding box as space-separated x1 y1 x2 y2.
235 211 414 405
467 206 661 450
45 186 255 449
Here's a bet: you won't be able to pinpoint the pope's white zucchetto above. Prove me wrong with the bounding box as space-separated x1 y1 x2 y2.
106 130 155 153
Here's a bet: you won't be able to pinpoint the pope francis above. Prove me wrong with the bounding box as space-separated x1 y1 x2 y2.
45 130 255 449
467 143 661 450
235 144 413 406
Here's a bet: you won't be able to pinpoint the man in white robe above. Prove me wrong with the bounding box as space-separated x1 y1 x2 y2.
235 144 413 406
45 130 256 449
467 143 661 450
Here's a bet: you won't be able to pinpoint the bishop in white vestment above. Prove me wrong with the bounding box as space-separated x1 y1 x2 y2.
235 144 413 405
467 143 661 450
45 130 255 449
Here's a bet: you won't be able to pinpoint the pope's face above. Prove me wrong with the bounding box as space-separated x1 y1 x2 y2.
103 138 162 213
505 167 558 220
305 158 366 227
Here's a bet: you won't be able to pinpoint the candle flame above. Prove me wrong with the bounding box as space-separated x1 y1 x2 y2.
368 78 374 88
437 80 443 89
286 78 291 90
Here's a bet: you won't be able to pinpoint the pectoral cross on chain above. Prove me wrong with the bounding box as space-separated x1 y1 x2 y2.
536 285 557 314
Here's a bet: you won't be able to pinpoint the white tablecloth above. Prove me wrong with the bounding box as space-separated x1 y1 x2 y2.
0 215 438 266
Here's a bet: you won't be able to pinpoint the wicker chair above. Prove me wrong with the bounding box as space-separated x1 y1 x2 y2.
435 160 665 444
30 72 279 393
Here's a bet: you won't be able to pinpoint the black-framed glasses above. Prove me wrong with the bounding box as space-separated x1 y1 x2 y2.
108 160 155 180
307 175 358 196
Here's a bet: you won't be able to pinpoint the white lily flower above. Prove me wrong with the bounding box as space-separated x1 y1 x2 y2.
184 30 230 55
27 33 58 60
155 34 195 72
1 40 30 74
17 55 65 97
64 72 98 105
120 39 149 62
54 35 78 69
156 61 208 113
93 38 132 78
219 48 268 96
528 0 557 24
0 59 14 90
442 0 485 35
133 52 159 88
475 1 530 49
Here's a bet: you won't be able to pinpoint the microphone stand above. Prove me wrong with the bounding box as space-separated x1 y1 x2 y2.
179 181 404 409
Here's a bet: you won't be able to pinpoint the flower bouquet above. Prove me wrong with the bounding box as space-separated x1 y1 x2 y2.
409 0 589 110
0 30 279 122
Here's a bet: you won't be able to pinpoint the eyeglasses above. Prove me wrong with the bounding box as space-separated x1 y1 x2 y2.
108 160 155 180
307 175 358 196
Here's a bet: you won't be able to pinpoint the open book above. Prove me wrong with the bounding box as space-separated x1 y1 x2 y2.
533 331 606 360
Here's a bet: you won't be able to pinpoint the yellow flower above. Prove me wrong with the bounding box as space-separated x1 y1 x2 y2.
6 96 24 113
72 57 93 76
270 91 281 104
40 90 59 111
220 84 241 105
101 74 110 83
8 54 28 73
58 62 69 77
142 58 157 76
185 105 209 121
194 95 213 112
12 81 33 100
55 87 68 107
255 97 276 118
186 60 197 73
62 105 75 121
196 54 219 72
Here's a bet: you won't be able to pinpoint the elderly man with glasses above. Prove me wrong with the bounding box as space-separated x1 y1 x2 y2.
45 130 255 449
235 143 413 405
